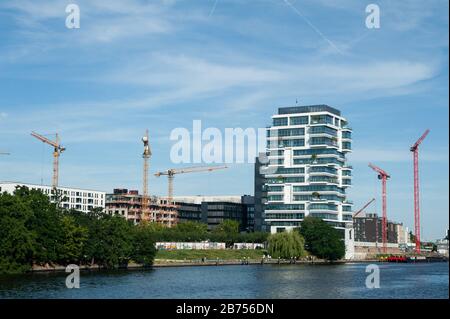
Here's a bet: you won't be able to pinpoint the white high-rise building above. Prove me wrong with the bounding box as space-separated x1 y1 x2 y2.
261 105 354 257
0 181 105 213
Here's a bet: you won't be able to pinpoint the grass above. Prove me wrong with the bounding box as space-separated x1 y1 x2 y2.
155 249 267 261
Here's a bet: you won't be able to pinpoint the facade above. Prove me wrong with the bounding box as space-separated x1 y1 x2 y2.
353 213 399 244
174 195 254 231
260 105 353 234
105 188 177 226
0 181 105 213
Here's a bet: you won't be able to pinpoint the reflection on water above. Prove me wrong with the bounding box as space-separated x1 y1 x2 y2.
0 263 448 299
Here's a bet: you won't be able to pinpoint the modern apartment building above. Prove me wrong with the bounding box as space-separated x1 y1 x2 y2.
0 181 105 213
259 105 353 234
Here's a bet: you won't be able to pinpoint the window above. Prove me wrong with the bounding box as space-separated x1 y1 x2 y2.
310 115 333 125
342 131 352 139
309 126 337 136
277 139 305 147
273 117 288 126
342 142 352 150
290 116 308 125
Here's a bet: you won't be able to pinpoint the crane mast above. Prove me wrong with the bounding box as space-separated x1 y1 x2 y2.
31 132 65 188
368 163 390 254
142 130 152 222
410 129 430 254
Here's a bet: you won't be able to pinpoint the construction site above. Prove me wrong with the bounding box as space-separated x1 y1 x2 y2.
0 109 445 260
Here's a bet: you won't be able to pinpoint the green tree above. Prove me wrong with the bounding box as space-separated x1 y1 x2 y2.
175 221 208 234
131 224 157 266
298 216 345 261
57 215 88 264
0 192 35 273
213 220 240 234
267 231 305 259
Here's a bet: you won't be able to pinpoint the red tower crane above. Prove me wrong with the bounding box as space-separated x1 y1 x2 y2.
368 163 390 253
410 129 430 254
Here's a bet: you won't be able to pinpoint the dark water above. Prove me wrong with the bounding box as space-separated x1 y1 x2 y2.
0 262 448 299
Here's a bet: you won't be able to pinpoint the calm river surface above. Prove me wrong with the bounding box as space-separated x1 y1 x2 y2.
0 262 448 299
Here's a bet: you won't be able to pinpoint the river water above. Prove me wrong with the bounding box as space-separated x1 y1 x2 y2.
0 262 448 299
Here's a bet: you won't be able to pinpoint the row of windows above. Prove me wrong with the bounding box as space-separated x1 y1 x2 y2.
293 185 345 193
273 115 349 129
266 177 305 184
293 195 344 202
265 204 305 210
267 167 305 174
309 176 339 183
309 126 337 136
265 213 305 220
310 137 338 146
294 157 343 165
293 149 343 156
309 166 338 174
266 186 283 192
309 203 338 211
310 115 334 125
309 213 338 220
268 128 305 137
275 139 305 147
342 142 352 150
342 170 352 176
267 221 301 227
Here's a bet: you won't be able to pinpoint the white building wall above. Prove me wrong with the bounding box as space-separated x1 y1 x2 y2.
0 182 105 213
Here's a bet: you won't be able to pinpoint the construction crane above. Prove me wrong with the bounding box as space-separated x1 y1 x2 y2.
141 130 152 221
368 163 390 253
31 132 65 188
353 198 376 218
154 165 228 205
410 129 430 254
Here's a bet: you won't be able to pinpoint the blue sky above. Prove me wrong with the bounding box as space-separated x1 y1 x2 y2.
0 0 448 240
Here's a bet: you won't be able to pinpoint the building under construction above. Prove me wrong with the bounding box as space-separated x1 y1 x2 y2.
105 188 177 226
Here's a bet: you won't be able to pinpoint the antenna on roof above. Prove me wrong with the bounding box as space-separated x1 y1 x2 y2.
295 98 299 105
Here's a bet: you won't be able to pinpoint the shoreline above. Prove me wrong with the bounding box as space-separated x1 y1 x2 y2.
27 258 381 273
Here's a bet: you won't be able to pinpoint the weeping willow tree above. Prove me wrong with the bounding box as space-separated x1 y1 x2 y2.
267 231 306 259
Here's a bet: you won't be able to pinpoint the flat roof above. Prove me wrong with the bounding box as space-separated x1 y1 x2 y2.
0 181 106 193
278 105 341 116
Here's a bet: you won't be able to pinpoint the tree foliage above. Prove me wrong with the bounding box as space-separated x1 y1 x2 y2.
298 216 345 261
0 187 155 273
267 231 306 259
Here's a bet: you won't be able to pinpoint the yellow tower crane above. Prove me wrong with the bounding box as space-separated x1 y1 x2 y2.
31 132 65 188
154 165 228 206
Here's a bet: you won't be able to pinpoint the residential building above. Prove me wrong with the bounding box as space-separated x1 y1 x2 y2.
0 181 105 213
105 188 177 226
258 105 353 232
353 213 399 243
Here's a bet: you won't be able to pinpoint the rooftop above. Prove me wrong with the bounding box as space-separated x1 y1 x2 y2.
278 105 341 116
